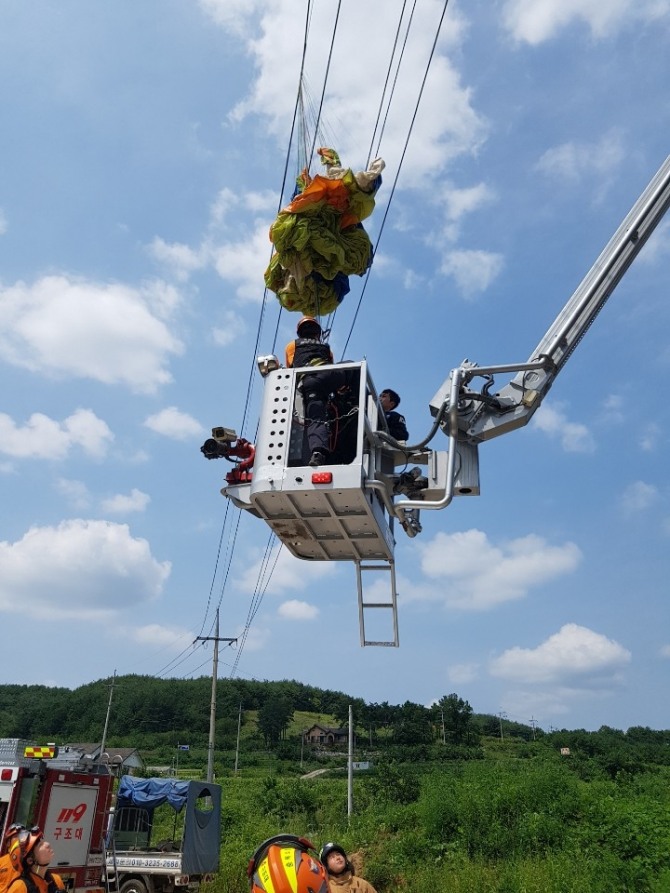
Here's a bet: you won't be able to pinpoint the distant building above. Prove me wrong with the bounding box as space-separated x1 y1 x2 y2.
64 743 143 773
304 724 348 746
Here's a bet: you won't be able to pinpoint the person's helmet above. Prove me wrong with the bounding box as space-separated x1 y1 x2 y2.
296 316 322 337
247 835 328 893
6 826 43 868
319 842 351 872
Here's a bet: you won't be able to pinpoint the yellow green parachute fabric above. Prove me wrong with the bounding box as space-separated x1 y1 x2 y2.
265 149 385 316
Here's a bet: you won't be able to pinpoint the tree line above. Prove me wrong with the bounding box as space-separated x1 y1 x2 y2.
1 675 669 773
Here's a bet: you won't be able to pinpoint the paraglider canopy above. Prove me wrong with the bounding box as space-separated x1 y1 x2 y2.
265 148 384 317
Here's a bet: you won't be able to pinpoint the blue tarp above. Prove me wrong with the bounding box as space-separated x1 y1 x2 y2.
114 776 222 874
116 776 190 811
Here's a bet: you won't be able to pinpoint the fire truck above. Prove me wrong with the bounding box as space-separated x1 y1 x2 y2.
0 739 113 893
0 741 222 893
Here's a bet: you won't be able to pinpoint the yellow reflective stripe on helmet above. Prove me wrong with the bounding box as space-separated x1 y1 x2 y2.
280 847 299 893
257 858 276 893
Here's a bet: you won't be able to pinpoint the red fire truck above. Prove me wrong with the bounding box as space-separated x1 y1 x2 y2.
0 739 114 893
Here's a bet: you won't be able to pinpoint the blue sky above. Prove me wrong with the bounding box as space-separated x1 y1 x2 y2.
1 0 670 734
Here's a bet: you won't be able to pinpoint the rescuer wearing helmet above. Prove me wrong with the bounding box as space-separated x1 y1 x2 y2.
284 317 341 467
3 826 65 893
319 843 378 893
248 835 329 893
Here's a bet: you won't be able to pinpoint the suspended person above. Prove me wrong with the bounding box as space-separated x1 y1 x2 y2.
379 388 409 442
1 825 65 893
285 316 342 467
319 843 378 893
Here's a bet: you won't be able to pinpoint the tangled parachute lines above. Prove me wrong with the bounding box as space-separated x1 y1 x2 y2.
265 148 385 316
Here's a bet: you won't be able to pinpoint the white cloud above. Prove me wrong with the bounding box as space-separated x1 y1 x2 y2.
0 520 171 619
143 407 205 440
638 221 670 265
101 489 151 514
600 393 624 425
197 0 262 35
417 529 581 610
502 0 669 44
639 424 661 452
535 131 625 183
446 662 480 684
0 409 113 460
235 545 338 596
439 249 504 297
0 276 183 393
149 188 276 302
211 220 273 302
443 183 496 222
490 623 631 684
209 0 485 179
620 480 659 513
149 237 205 282
124 623 194 649
532 403 596 452
55 478 91 510
660 644 670 658
277 599 319 620
0 209 7 235
212 310 247 347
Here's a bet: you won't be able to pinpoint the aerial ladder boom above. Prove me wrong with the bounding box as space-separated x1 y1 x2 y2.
429 153 670 446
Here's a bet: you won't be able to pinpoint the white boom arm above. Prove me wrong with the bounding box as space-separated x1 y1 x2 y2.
429 154 670 444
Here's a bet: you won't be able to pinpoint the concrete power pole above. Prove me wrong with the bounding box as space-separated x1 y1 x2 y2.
100 669 116 757
196 609 236 783
347 704 354 819
498 711 507 741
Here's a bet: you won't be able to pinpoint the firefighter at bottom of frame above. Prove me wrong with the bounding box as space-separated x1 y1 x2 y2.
2 825 65 893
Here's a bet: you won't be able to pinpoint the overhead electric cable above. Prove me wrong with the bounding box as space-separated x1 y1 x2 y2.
369 0 418 162
365 0 413 167
341 0 452 356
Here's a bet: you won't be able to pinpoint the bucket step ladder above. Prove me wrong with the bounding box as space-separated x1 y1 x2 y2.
355 558 399 647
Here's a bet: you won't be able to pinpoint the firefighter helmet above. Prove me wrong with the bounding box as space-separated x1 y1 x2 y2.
6 826 43 868
296 316 321 337
247 835 328 893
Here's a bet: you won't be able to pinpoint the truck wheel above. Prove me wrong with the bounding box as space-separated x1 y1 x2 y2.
120 879 148 893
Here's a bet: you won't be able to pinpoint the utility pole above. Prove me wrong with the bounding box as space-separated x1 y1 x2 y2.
234 702 242 775
100 669 116 757
347 704 354 819
498 711 507 742
440 707 446 745
529 717 538 741
196 609 236 783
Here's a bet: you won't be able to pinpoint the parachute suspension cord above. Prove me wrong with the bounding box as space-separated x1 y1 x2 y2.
340 0 453 359
365 0 416 168
266 0 343 346
238 0 314 438
305 0 343 167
